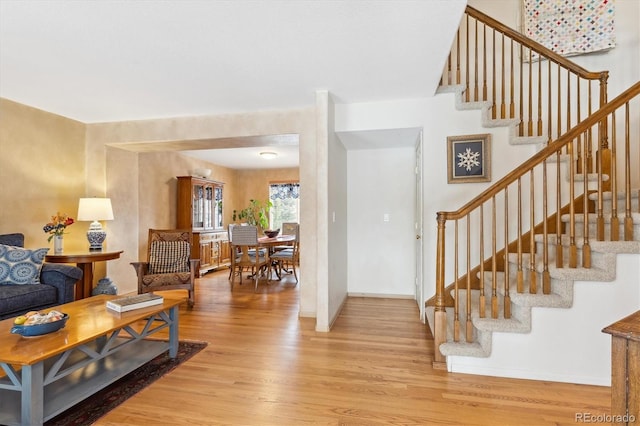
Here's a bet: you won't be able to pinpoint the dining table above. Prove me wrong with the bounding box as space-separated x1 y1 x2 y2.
257 234 295 249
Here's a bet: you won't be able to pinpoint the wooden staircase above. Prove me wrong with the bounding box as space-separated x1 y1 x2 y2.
425 5 640 384
428 190 640 356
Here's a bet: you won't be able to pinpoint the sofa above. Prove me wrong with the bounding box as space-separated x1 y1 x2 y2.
0 233 82 320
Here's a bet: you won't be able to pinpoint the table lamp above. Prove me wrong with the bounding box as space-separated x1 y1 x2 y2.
77 198 114 250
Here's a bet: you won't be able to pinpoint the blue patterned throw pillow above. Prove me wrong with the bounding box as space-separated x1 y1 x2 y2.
0 244 49 285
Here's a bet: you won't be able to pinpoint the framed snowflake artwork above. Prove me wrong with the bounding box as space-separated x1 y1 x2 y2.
446 134 491 184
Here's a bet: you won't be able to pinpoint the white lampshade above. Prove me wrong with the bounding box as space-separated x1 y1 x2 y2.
77 198 114 250
78 198 114 221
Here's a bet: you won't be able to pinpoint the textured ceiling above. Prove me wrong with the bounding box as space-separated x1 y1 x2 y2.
0 0 466 168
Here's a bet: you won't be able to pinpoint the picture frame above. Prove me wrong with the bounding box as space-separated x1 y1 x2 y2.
447 133 491 184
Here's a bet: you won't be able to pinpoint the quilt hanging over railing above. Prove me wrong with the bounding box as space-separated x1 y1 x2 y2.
522 0 615 58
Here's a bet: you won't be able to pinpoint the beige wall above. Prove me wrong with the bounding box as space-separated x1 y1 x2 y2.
0 99 317 322
233 168 299 214
86 107 318 317
135 151 236 257
0 99 86 251
133 151 298 260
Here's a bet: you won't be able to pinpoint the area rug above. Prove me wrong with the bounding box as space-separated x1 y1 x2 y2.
45 340 207 426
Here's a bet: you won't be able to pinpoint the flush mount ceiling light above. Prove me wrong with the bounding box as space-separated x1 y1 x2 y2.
260 151 278 160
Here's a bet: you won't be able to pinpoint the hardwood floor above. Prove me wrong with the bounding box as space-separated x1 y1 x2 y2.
97 270 610 425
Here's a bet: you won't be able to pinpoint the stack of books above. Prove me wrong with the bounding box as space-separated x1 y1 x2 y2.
106 293 164 313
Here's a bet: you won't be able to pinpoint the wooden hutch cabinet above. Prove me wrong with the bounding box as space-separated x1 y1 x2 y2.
176 176 231 276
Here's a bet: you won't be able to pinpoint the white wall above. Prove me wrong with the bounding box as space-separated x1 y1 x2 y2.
346 147 416 297
335 0 640 309
335 94 537 306
314 91 331 331
326 94 349 329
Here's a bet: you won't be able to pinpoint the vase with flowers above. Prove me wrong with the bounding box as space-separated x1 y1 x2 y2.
43 212 74 253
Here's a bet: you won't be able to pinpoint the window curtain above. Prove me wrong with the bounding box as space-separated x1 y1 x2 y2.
269 183 300 200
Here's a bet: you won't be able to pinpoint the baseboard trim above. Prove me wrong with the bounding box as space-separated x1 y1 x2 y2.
348 292 414 299
327 293 349 331
447 358 611 386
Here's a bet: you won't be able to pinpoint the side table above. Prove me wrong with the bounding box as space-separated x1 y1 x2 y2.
602 309 640 424
45 250 123 300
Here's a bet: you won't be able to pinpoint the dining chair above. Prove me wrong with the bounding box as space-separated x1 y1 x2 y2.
227 223 267 279
131 229 199 307
269 224 299 283
273 222 299 252
227 224 237 280
229 225 270 292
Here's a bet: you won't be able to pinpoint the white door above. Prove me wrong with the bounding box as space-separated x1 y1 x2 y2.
415 132 425 322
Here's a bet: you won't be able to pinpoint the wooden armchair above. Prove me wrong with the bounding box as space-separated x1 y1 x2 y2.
131 229 199 307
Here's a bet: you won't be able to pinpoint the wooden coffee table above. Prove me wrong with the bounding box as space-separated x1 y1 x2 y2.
0 294 185 426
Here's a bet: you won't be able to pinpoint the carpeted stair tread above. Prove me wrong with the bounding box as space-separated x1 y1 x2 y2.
533 234 640 253
588 189 639 205
505 252 615 281
440 340 487 357
561 211 640 222
589 189 640 199
426 304 491 357
572 173 604 182
455 287 530 333
437 84 546 147
482 271 573 309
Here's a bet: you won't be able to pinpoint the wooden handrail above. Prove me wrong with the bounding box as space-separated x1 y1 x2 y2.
442 6 609 142
466 6 606 81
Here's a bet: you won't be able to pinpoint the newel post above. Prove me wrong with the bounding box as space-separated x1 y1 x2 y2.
433 213 448 368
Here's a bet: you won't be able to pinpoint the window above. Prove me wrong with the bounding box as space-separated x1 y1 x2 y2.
269 182 300 231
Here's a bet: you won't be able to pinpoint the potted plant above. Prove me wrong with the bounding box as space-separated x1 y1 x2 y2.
232 199 273 232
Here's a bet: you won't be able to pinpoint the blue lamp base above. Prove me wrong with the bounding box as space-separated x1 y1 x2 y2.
87 230 106 251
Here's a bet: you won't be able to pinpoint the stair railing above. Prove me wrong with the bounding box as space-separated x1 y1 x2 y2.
441 6 609 175
433 81 640 366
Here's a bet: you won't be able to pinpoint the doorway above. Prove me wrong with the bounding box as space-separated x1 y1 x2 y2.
337 128 423 304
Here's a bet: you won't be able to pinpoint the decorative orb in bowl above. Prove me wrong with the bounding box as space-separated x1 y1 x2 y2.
264 229 280 238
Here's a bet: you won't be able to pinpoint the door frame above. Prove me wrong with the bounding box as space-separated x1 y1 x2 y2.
415 131 425 322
